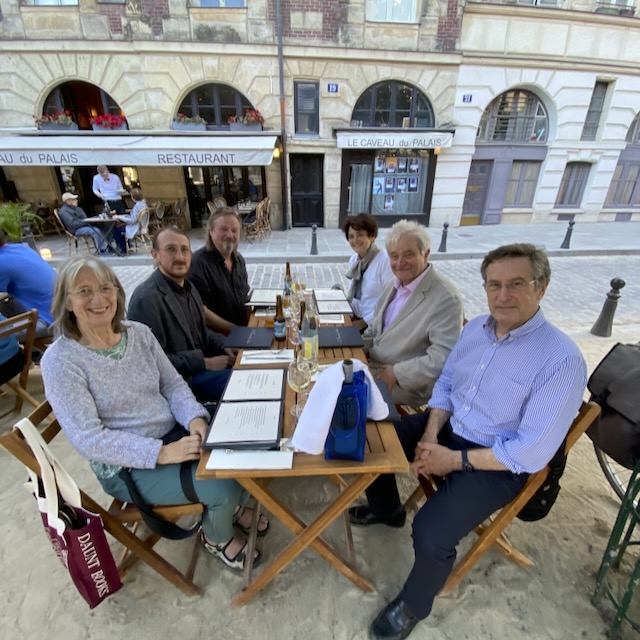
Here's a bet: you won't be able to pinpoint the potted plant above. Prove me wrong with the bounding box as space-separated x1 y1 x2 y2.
0 202 43 244
90 113 128 131
33 110 78 131
228 108 265 131
172 113 207 131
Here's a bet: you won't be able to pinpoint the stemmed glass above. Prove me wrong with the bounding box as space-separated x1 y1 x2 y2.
287 356 312 420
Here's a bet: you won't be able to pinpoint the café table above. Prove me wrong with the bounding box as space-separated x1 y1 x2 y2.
83 216 123 256
196 313 409 606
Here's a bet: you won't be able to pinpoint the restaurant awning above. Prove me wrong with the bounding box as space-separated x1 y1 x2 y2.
0 132 278 167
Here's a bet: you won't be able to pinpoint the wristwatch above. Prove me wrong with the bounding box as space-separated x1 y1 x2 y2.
461 449 474 472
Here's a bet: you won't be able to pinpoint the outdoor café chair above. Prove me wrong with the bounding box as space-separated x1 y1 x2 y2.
0 401 205 597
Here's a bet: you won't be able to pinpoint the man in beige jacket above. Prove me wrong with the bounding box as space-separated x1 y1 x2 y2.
364 220 463 406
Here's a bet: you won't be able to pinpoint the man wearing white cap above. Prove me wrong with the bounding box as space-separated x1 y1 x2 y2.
58 192 113 254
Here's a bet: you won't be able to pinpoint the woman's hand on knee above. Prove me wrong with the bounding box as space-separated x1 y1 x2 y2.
157 435 202 465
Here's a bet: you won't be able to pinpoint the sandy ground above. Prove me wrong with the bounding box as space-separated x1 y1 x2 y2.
1 327 638 640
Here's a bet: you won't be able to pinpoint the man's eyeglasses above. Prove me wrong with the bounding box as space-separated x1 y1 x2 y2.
483 279 536 294
70 285 119 299
159 246 191 256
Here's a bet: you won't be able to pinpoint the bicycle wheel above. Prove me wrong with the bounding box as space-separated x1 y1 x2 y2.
594 444 634 501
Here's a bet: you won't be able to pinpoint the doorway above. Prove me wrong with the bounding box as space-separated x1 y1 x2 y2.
461 160 492 226
290 154 324 227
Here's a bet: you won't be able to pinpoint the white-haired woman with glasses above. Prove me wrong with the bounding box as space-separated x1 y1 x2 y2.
41 256 268 572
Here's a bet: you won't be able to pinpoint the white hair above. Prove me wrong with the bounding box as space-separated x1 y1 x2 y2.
386 219 431 254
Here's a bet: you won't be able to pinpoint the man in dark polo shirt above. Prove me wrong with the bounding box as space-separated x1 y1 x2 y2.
189 207 250 334
128 226 234 401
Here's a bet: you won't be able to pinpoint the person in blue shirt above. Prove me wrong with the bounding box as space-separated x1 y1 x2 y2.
350 243 588 640
0 229 56 335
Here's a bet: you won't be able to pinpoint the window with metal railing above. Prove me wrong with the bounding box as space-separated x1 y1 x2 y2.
477 90 548 143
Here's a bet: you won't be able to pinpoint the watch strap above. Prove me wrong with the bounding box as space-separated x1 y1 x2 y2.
461 449 474 472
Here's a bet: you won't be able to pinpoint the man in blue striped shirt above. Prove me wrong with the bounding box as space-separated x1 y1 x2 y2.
350 243 587 640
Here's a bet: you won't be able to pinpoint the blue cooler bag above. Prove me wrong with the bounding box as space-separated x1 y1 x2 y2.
325 370 369 462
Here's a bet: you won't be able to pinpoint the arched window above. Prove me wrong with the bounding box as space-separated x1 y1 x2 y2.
351 81 434 128
626 112 640 145
43 82 124 131
177 84 254 129
477 90 548 143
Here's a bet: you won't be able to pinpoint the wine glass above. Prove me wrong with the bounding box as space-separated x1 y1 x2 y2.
288 357 312 419
287 318 300 346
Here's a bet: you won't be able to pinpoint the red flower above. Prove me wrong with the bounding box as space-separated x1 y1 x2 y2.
90 113 127 129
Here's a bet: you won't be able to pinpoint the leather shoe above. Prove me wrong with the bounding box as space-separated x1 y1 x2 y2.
370 596 420 640
349 505 406 529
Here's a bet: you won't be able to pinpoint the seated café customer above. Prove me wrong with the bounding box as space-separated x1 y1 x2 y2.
0 313 25 384
128 226 234 402
351 243 587 640
58 192 113 255
41 256 268 570
0 228 56 336
343 213 393 332
189 207 250 335
112 187 147 251
364 219 463 406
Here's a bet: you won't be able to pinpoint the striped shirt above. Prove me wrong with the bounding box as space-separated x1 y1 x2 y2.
429 310 587 474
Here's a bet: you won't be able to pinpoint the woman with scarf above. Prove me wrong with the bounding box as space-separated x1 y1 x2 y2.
343 214 393 332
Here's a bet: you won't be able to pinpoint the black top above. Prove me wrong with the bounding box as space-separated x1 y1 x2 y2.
188 245 250 327
161 274 204 352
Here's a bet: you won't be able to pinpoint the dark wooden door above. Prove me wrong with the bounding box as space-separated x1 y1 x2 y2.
461 160 492 226
290 154 323 227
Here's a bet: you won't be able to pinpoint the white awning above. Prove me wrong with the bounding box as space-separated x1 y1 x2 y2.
0 133 278 167
335 128 454 150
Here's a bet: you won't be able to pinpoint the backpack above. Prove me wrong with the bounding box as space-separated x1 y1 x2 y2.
517 438 568 522
586 342 640 471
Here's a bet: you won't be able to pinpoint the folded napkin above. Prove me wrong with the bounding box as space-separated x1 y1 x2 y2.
291 359 390 455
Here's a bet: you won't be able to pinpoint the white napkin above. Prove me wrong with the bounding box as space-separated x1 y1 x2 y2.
291 359 390 455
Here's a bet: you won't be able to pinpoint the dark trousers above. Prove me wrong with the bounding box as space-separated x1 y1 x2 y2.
190 368 232 402
366 412 529 619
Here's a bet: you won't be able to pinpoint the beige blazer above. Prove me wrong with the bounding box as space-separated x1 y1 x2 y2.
365 265 464 406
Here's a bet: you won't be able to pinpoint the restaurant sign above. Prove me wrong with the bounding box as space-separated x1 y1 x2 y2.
0 134 278 167
336 130 453 150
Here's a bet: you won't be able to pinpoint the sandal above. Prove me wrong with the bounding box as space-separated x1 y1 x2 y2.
233 505 270 537
201 532 262 573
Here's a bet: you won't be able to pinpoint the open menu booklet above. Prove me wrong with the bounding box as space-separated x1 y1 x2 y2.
204 368 285 450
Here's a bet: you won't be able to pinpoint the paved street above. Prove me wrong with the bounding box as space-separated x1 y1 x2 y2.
114 254 640 339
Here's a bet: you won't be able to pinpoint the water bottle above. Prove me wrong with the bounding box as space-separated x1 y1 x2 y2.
300 290 319 373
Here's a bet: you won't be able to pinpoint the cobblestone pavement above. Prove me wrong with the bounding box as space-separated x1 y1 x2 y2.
114 254 639 334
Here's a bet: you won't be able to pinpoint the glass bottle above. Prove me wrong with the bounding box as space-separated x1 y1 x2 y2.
300 290 319 373
283 261 292 297
274 294 287 341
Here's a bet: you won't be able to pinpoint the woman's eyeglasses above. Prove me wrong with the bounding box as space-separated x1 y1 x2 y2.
70 285 119 299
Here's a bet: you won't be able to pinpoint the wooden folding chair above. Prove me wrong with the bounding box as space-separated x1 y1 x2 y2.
401 401 601 593
0 401 205 596
0 309 41 420
131 207 152 253
149 201 165 233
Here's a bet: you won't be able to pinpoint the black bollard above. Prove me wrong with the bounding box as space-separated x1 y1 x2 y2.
590 278 626 337
438 222 449 253
310 223 318 255
560 220 575 249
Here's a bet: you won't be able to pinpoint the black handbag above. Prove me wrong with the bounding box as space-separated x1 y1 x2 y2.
587 342 640 470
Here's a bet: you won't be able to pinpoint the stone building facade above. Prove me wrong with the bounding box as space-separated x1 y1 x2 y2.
0 0 639 229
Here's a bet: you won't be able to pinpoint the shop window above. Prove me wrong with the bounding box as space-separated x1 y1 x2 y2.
604 163 640 207
352 81 434 128
178 84 253 129
294 82 319 135
504 161 541 207
477 90 548 143
581 81 610 141
366 0 417 22
555 162 591 207
365 153 428 216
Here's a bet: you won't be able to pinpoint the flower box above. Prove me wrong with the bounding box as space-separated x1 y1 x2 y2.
91 123 128 131
229 122 263 132
172 122 207 131
38 122 79 131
